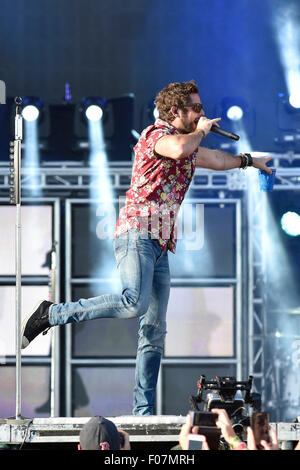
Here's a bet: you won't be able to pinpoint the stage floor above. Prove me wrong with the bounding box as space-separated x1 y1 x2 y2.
0 415 299 449
0 415 186 447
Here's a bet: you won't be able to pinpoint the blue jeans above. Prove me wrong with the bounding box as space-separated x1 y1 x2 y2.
49 229 171 415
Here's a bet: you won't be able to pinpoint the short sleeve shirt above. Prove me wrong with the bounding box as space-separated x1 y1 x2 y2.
114 119 197 253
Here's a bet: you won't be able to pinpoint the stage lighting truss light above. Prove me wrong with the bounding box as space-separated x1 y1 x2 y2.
289 93 300 109
21 97 44 122
81 97 107 122
277 93 300 141
22 105 39 122
278 92 300 114
86 104 103 121
226 105 244 121
280 211 300 237
216 97 250 128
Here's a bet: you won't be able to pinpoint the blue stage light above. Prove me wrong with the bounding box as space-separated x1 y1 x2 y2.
226 105 244 121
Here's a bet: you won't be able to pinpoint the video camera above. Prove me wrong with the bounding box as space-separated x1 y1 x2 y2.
189 375 262 447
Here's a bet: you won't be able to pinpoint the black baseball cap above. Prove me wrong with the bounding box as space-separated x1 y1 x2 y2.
79 416 121 450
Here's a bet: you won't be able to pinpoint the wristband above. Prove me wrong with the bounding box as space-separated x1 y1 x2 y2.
239 153 253 169
228 435 247 450
233 441 247 450
239 154 247 169
244 153 253 166
199 129 206 139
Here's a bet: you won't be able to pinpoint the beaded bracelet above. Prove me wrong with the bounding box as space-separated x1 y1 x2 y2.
239 154 247 169
239 153 253 169
244 153 253 166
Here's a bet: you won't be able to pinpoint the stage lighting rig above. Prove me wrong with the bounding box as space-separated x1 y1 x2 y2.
226 105 243 121
79 94 136 162
279 92 300 113
80 97 107 123
275 93 300 153
21 96 44 122
213 97 255 139
289 93 300 110
216 97 247 123
277 92 300 129
280 211 300 237
105 94 136 162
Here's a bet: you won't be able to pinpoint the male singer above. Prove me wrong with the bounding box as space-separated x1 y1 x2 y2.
21 80 271 415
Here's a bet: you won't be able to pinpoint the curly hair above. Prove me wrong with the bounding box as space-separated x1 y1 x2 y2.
154 80 199 123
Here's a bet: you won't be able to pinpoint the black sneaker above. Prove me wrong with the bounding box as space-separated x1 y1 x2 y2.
21 300 53 349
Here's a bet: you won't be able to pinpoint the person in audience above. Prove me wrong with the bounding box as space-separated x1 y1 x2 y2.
78 416 131 450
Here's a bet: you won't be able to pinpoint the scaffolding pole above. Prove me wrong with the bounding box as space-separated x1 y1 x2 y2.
9 97 23 419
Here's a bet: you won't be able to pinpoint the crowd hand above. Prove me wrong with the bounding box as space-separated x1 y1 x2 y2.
178 414 209 450
251 155 273 174
197 116 221 136
118 429 131 450
246 426 280 450
211 408 237 443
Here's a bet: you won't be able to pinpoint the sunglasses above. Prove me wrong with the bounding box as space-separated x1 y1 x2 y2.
181 103 203 113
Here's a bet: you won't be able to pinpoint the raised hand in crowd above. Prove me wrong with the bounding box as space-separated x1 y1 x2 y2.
211 408 247 450
178 413 209 450
246 425 279 450
212 408 280 450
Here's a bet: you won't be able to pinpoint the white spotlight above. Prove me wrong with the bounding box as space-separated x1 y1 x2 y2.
281 211 300 236
289 93 300 109
85 105 103 122
227 105 243 121
272 6 300 114
22 105 40 122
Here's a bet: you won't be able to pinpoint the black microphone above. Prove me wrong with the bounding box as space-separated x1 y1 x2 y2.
211 125 240 141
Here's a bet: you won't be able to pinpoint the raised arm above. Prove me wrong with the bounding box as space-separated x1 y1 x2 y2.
154 116 221 160
196 147 273 173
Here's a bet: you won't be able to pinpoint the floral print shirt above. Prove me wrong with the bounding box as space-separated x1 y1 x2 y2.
114 119 197 253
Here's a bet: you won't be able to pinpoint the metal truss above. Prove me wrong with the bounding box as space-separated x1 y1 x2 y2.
0 158 300 192
246 168 300 417
247 191 268 402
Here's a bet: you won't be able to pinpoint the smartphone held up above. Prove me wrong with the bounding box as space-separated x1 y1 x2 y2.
251 412 270 449
188 434 207 450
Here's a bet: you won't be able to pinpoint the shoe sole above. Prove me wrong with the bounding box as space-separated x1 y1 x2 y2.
20 300 45 349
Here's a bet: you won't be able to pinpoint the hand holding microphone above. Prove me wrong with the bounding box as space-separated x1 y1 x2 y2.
197 116 240 141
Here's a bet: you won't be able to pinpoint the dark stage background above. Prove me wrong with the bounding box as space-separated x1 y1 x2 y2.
0 0 294 150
